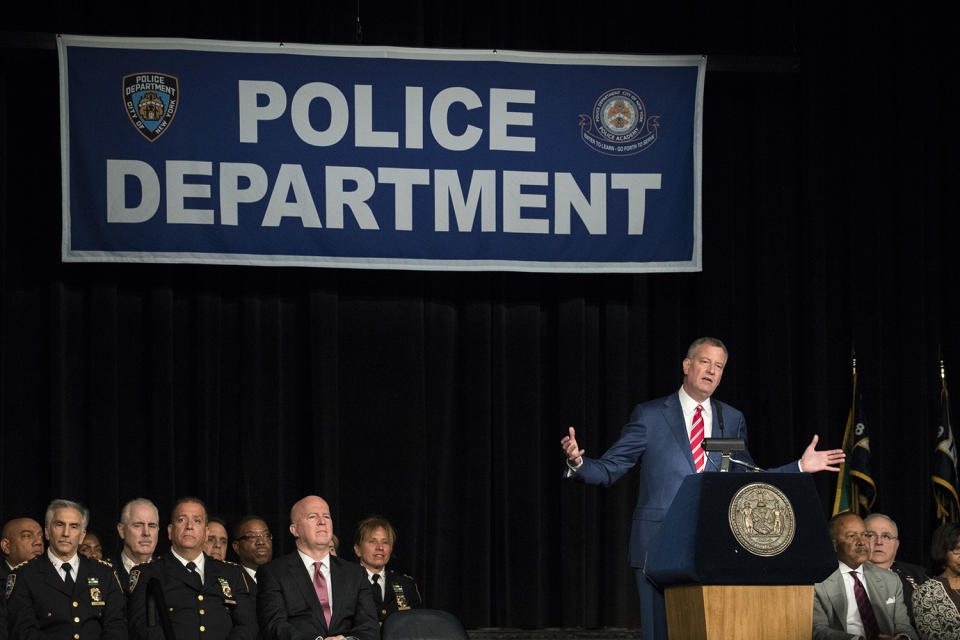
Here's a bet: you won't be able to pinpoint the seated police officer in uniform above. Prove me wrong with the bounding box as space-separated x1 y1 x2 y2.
79 533 104 562
352 516 421 625
231 517 273 587
1 517 44 640
1 518 44 578
115 499 160 595
865 513 928 627
5 499 126 640
127 497 257 640
203 519 229 562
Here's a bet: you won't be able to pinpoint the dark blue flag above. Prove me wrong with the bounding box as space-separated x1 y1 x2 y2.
833 370 877 516
933 383 959 524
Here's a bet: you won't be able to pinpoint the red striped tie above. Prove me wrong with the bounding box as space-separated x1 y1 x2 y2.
690 404 705 472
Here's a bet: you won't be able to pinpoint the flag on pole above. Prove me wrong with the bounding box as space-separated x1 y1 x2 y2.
933 359 958 525
833 359 877 516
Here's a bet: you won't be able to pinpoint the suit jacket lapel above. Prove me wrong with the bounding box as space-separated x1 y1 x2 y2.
662 394 696 473
864 566 894 634
289 553 327 632
329 556 348 629
826 570 849 628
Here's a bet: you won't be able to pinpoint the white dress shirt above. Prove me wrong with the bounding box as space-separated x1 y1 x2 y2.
46 548 79 582
839 561 868 637
171 549 206 584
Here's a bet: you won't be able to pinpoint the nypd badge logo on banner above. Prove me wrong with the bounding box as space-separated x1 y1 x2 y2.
122 73 179 141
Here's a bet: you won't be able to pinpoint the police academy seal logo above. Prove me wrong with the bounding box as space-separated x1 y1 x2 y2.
578 88 660 156
123 73 179 142
728 482 796 557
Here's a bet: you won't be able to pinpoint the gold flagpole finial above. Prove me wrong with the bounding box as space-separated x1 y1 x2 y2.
851 346 857 377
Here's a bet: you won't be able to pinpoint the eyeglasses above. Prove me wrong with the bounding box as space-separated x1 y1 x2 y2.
863 532 898 542
237 532 272 542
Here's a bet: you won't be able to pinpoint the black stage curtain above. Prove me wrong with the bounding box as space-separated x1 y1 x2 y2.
1 2 958 630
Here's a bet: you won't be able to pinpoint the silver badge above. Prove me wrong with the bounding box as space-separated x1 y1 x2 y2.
728 482 796 557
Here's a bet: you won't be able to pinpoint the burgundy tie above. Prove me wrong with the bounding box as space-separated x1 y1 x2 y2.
690 404 706 472
850 571 880 640
313 561 332 627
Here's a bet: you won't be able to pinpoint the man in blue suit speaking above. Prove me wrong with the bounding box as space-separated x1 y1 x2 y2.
561 337 845 640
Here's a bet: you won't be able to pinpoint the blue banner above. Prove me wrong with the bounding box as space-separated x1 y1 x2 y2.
58 36 704 272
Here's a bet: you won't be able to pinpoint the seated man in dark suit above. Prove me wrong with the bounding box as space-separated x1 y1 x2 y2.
864 513 927 627
127 497 257 640
813 512 917 639
257 495 378 640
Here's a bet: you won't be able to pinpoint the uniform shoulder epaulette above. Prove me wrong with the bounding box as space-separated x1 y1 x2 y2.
391 570 416 582
97 558 114 567
222 560 241 567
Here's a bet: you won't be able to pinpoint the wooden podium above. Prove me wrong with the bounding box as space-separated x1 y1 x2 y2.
646 473 835 640
665 585 813 640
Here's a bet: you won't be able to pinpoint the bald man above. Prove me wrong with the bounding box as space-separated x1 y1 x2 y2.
1 518 44 577
0 518 43 640
257 495 378 640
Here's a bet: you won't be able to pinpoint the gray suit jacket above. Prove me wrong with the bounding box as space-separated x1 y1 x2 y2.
813 563 918 639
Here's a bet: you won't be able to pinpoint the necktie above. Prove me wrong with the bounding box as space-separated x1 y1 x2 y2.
63 563 74 589
313 561 332 627
690 404 706 472
185 561 202 590
371 573 383 608
850 571 880 640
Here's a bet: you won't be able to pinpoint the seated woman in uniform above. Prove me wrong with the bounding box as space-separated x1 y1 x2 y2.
353 516 422 624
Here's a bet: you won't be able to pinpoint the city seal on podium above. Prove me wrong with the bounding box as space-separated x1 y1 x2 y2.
728 482 796 557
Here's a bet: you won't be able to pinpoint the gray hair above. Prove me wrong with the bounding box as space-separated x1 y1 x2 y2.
119 498 159 525
863 513 899 537
686 337 728 361
45 499 89 529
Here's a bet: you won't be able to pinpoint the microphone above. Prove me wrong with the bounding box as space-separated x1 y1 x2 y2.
727 456 765 472
715 400 725 436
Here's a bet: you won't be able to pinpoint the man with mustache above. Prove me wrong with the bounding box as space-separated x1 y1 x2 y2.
127 497 257 640
813 513 916 639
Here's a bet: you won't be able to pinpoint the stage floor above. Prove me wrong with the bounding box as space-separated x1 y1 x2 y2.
468 629 642 639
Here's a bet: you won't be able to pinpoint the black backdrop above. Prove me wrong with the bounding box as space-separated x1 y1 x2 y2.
1 2 958 630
